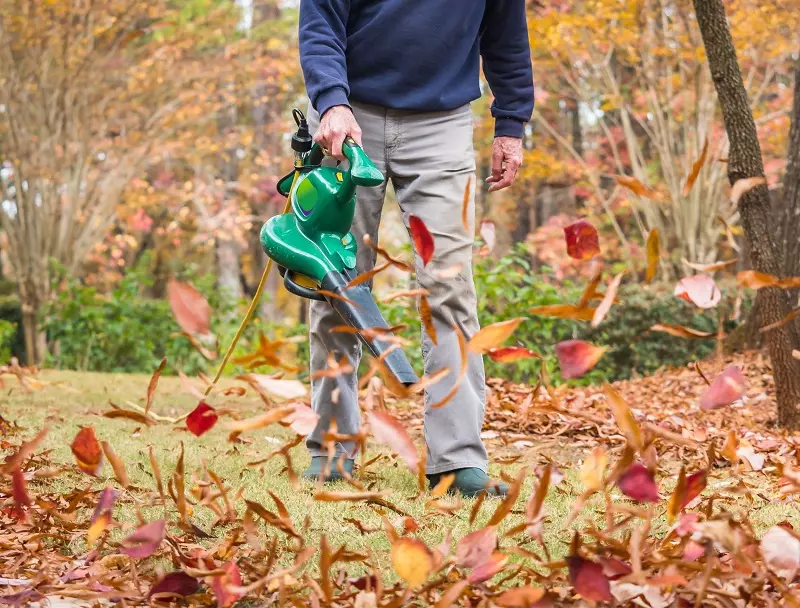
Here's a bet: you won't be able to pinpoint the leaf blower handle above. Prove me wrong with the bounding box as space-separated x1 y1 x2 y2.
341 138 384 187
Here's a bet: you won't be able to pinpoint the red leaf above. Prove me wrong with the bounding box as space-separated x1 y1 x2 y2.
409 215 435 266
554 340 607 379
566 556 613 602
617 463 660 502
168 279 212 336
487 346 541 363
148 571 200 600
467 552 509 584
186 402 218 437
211 561 242 608
683 470 707 509
286 403 319 436
120 519 166 559
90 488 118 524
10 467 30 518
367 410 420 473
564 219 600 261
700 365 746 410
674 274 721 309
456 526 497 568
71 426 103 476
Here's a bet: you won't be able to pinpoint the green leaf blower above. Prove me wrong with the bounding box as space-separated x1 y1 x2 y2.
259 109 419 386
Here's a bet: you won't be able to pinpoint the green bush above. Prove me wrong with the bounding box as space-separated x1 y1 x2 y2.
0 278 24 361
0 318 15 363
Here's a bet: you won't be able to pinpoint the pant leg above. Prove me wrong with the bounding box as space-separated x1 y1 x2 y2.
387 104 489 475
306 102 388 458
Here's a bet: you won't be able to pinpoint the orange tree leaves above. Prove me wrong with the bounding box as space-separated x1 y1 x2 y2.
71 426 103 476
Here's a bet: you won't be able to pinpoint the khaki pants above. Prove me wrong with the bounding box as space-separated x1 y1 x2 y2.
305 101 489 475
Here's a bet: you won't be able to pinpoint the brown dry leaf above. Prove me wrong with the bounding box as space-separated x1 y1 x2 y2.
461 176 472 231
604 386 644 452
526 463 551 523
430 326 468 409
456 526 497 568
721 430 739 463
100 441 130 489
71 426 103 476
682 138 708 197
761 306 800 333
650 324 715 339
381 288 429 302
431 473 455 498
487 467 526 526
434 579 469 608
682 258 738 273
494 586 546 607
315 490 390 502
391 537 434 588
345 261 391 289
731 176 767 205
592 273 624 327
577 265 604 309
616 175 663 199
103 406 156 426
667 466 687 524
580 447 607 493
487 347 541 363
738 270 800 290
645 228 660 283
363 234 414 273
420 295 437 346
149 446 165 502
467 318 524 354
145 357 167 416
167 279 212 336
225 406 296 437
367 410 420 473
529 304 596 321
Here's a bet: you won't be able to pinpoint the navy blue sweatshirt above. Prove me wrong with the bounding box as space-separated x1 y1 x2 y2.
299 0 534 138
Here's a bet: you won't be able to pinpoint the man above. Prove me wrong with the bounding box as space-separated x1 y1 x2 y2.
299 0 534 497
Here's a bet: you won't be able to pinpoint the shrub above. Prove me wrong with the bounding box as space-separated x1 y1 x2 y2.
0 319 15 363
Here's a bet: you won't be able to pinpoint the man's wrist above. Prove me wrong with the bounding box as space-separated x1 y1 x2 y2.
316 87 351 118
494 117 525 139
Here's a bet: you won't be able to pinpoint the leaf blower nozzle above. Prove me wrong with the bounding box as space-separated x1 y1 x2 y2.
260 109 419 386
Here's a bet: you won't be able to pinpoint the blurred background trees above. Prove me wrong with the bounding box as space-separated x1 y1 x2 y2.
0 0 798 391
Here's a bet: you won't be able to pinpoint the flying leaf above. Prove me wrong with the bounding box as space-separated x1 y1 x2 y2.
456 526 497 568
468 318 524 354
367 410 420 473
391 537 434 587
650 324 714 339
580 447 607 493
487 347 541 363
286 403 319 436
567 556 613 602
381 288 430 302
100 440 130 488
682 258 738 273
760 526 800 580
667 467 687 524
529 304 596 321
238 375 307 400
431 473 455 497
10 467 30 518
494 587 546 607
616 175 662 199
434 580 469 608
479 220 496 257
88 488 117 546
604 385 643 452
617 463 659 502
148 572 200 600
592 272 624 327
103 407 156 426
461 176 472 231
577 265 604 308
430 325 468 409
71 426 103 476
186 401 218 437
345 261 391 289
793 349 800 360
145 357 167 416
737 270 800 290
225 405 296 438
761 306 800 333
487 467 527 526
467 552 509 584
420 295 437 346
210 561 242 608
409 215 435 266
120 519 166 559
167 279 211 336
674 275 721 309
731 176 767 205
682 138 708 197
314 490 390 502
564 219 600 260
555 340 607 379
700 365 746 410
684 470 707 508
645 228 660 283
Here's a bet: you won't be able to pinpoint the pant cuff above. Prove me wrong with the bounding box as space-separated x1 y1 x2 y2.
425 460 488 475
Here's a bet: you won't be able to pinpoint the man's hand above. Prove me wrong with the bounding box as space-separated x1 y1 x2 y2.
486 136 523 192
314 105 363 160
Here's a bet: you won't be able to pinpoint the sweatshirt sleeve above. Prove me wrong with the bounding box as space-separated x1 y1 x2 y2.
480 0 535 138
299 0 351 117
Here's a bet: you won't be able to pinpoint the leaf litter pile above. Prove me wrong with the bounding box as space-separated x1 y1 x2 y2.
4 198 800 606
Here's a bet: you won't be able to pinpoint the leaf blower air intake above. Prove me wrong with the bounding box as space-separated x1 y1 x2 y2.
258 109 418 386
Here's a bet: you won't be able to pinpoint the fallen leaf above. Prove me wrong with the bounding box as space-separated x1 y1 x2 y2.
529 304 596 321
467 552 509 584
700 365 746 410
564 219 600 260
760 526 800 579
71 426 103 476
468 318 524 354
650 324 714 339
145 357 167 416
186 401 218 437
487 347 541 363
617 463 659 502
420 295 437 346
409 215 435 266
210 561 242 608
616 175 663 199
580 447 607 493
148 572 200 600
567 555 613 602
592 273 624 327
645 228 660 283
731 176 766 205
168 279 212 336
682 138 708 197
674 275 721 309
494 586 546 607
367 410 419 473
120 519 166 559
555 340 607 379
391 537 434 587
456 526 497 568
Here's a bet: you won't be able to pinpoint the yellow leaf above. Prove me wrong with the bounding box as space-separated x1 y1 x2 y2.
580 447 607 493
682 138 708 197
645 229 660 284
391 537 434 587
467 318 524 354
603 386 644 452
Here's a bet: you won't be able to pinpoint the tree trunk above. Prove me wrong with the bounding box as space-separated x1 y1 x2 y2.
693 0 800 427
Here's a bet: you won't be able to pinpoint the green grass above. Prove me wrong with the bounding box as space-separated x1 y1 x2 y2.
2 370 794 582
